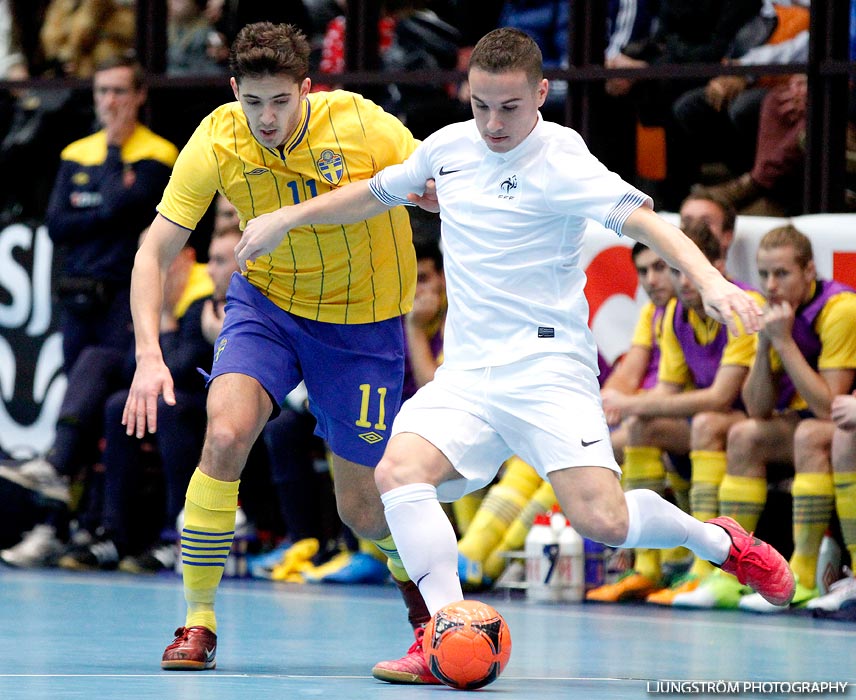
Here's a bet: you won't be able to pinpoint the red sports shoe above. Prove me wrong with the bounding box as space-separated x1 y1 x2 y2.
708 516 796 606
161 626 217 670
371 626 441 684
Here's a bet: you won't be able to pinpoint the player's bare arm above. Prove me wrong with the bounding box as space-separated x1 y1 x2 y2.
623 207 763 335
122 214 191 437
236 179 393 271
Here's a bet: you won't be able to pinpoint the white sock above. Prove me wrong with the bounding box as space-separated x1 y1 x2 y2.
381 483 462 616
621 489 730 564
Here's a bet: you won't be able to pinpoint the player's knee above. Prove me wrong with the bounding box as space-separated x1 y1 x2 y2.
374 453 404 494
565 493 629 546
337 495 387 540
203 419 254 468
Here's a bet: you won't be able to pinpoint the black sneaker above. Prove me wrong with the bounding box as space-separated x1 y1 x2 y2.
119 541 176 574
58 537 119 571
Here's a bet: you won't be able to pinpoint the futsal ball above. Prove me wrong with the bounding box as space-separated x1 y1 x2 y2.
422 599 512 690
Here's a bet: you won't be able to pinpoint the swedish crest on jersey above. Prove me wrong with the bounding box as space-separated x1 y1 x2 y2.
317 149 344 185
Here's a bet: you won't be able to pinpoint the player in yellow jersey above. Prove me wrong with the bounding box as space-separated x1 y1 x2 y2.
121 22 436 681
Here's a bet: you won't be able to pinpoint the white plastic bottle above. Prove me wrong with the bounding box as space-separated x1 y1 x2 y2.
556 518 585 603
525 512 561 602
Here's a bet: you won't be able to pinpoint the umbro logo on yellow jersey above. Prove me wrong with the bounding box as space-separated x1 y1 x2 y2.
246 168 269 175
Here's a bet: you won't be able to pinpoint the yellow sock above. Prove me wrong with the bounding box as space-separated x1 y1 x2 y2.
623 446 666 580
484 480 556 580
373 533 410 582
667 470 691 514
623 446 666 493
458 457 542 563
689 451 727 522
718 474 766 531
452 488 486 537
700 472 765 579
834 470 856 566
635 549 661 582
358 537 386 562
685 452 729 577
183 469 240 632
790 472 835 586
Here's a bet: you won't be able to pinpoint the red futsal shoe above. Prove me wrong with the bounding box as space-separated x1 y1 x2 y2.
708 516 796 606
161 626 217 670
371 625 441 684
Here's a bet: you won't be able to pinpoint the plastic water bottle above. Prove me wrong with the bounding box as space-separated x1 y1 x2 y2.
556 518 585 602
583 538 607 591
525 512 561 602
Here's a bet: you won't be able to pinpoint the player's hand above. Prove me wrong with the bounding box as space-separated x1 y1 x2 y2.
200 298 225 345
601 388 630 424
407 179 439 213
831 394 856 431
407 287 442 331
760 301 795 345
122 356 176 438
700 278 763 335
235 210 290 271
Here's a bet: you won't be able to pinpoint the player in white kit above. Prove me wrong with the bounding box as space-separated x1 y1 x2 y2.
237 26 795 673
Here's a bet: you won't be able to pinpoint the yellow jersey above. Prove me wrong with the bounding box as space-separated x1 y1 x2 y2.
158 90 419 324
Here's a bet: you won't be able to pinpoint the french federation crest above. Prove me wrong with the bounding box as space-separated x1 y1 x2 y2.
317 149 344 185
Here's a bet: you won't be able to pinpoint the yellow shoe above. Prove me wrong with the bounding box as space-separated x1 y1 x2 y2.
586 571 659 602
270 538 320 582
646 573 701 605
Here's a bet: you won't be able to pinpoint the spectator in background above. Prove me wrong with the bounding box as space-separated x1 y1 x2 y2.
204 0 313 61
672 2 810 193
168 0 228 76
317 0 464 139
702 226 856 613
0 0 28 81
808 391 856 611
40 0 135 78
594 222 761 604
58 228 238 573
0 57 178 565
697 73 808 217
47 56 178 376
606 0 766 209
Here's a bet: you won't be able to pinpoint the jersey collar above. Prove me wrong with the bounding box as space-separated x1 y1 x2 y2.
282 97 311 156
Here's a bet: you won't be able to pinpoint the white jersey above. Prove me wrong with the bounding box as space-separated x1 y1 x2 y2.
370 114 651 372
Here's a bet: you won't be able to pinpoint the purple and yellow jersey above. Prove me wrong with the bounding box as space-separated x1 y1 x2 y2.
630 301 667 390
771 280 856 411
157 90 418 324
658 291 761 395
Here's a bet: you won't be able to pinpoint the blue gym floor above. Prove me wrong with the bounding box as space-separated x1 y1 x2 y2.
1 568 853 699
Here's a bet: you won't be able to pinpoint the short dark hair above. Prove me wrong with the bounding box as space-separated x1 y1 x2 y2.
468 27 543 86
631 242 649 260
229 22 310 84
682 220 722 264
681 191 737 234
93 52 146 90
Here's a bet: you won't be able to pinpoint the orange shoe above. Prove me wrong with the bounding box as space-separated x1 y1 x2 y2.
586 571 660 602
161 626 217 670
646 573 701 605
371 626 441 684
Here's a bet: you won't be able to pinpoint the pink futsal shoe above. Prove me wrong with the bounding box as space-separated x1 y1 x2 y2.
708 516 796 606
371 625 441 684
161 626 217 670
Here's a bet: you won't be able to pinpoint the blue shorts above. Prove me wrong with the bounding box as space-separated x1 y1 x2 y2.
209 273 405 466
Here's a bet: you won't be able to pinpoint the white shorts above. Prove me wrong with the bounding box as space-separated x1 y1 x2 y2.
391 353 620 502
